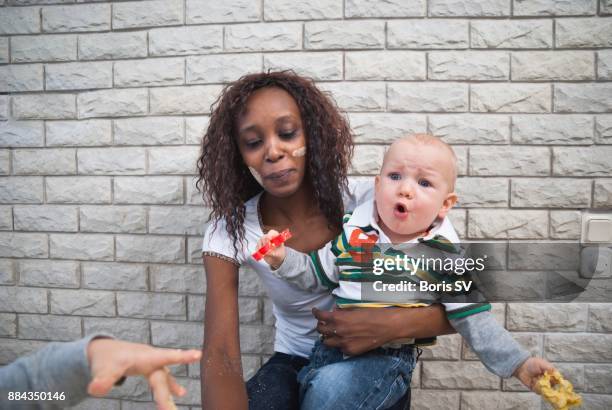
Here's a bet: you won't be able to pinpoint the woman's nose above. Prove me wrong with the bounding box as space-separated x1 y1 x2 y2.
264 139 285 162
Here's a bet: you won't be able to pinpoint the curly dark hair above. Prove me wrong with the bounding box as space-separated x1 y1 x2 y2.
196 71 354 255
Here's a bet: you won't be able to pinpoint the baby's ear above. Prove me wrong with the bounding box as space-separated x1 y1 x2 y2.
437 192 458 219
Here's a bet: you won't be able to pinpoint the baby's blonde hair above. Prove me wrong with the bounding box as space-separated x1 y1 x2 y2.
386 133 457 191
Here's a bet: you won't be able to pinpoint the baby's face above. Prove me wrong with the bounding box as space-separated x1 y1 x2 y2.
374 140 457 243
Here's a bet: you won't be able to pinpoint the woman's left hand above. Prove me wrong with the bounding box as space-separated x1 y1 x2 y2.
312 307 396 355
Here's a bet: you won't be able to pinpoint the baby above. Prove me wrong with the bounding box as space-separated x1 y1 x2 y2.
258 134 556 409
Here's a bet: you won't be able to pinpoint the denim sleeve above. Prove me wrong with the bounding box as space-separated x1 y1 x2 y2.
0 334 111 409
450 311 530 378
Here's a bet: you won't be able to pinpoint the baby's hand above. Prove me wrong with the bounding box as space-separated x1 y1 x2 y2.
257 229 286 269
513 357 556 392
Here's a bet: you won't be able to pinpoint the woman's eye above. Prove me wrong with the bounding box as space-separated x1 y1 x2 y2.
388 173 401 181
418 179 431 187
279 130 296 139
245 139 261 149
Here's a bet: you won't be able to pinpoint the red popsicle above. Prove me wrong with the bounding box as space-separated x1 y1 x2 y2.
252 229 292 261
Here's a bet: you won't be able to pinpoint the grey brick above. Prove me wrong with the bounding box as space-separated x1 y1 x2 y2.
319 82 386 112
598 50 612 80
0 206 10 229
78 89 148 119
555 84 612 113
581 394 612 409
150 264 205 293
148 146 199 175
103 376 150 401
588 304 612 332
0 64 43 92
82 262 147 291
511 178 591 208
80 206 146 234
595 115 612 144
411 391 460 410
13 94 76 120
78 32 147 60
45 61 112 90
0 121 44 147
19 259 79 288
556 18 612 48
113 176 183 204
512 51 595 81
114 117 184 146
0 259 16 285
149 26 223 56
585 364 612 394
240 325 274 354
14 205 78 232
351 145 385 175
512 115 593 144
112 0 183 29
264 52 343 81
429 114 509 144
349 113 427 144
84 317 149 343
455 177 508 207
78 148 145 175
0 177 44 204
507 303 587 332
448 208 466 238
550 210 581 239
186 0 260 24
417 333 461 360
0 7 40 34
0 97 7 121
422 361 499 389
513 0 596 16
116 234 185 263
461 392 539 410
46 120 112 147
0 38 6 64
603 0 612 15
149 206 208 235
388 20 469 49
265 0 342 20
346 51 425 81
471 84 550 113
188 235 206 264
470 146 549 176
189 53 262 84
42 4 110 32
238 267 266 297
117 292 185 320
0 232 48 258
428 51 508 81
0 339 47 365
227 23 301 52
49 233 114 261
0 313 16 337
114 58 184 88
0 286 48 313
149 85 223 115
388 83 468 112
13 148 76 175
46 176 111 204
305 20 384 50
545 334 612 362
11 34 76 63
430 0 509 16
18 314 81 341
50 289 115 316
346 0 425 17
151 321 202 348
471 20 552 48
553 146 612 176
468 209 548 239
65 398 120 410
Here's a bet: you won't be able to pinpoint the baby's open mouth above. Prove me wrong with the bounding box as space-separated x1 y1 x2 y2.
395 203 408 215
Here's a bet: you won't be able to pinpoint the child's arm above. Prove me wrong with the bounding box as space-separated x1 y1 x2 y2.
257 229 339 292
449 311 555 391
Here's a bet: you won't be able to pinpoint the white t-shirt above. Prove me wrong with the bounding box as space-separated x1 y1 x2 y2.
201 179 373 358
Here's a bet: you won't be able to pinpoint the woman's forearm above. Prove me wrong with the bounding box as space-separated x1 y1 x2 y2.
388 304 456 340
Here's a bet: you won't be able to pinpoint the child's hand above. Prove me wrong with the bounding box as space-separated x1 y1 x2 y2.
257 229 286 269
513 357 556 392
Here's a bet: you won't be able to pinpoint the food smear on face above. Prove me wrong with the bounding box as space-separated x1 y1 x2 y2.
292 146 306 157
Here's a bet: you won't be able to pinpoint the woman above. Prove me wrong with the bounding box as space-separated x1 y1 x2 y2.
197 71 455 409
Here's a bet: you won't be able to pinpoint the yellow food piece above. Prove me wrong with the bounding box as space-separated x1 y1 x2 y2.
536 370 582 410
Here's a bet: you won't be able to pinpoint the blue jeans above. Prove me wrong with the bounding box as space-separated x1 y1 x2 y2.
297 340 417 410
246 349 413 410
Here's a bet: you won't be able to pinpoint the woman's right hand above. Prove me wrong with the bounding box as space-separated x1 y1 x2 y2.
258 229 286 270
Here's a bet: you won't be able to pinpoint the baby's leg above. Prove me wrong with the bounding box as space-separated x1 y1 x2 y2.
299 348 416 410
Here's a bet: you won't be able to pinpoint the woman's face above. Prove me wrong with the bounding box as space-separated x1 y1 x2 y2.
236 86 307 198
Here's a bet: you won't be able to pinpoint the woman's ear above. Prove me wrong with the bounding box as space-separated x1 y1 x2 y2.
437 192 458 219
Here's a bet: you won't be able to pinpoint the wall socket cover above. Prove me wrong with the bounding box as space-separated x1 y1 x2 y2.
581 212 612 243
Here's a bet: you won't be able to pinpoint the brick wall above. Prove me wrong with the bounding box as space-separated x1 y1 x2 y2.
1 1 611 409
